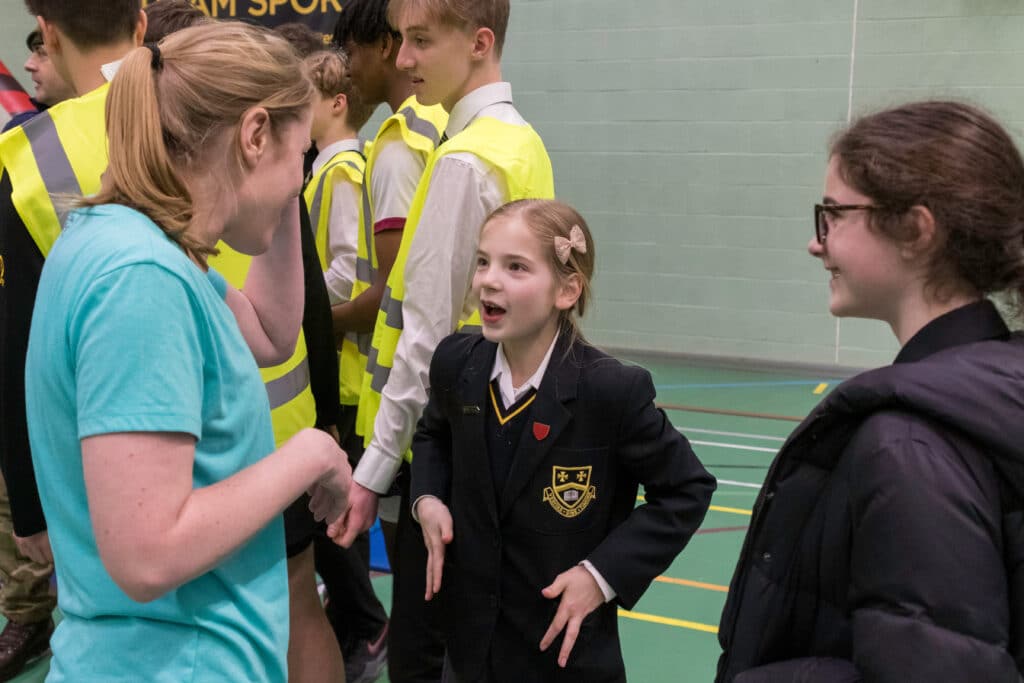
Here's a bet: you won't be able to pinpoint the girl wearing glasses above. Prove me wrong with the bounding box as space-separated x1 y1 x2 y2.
717 101 1024 682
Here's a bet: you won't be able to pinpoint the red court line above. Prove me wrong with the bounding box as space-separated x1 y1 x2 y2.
657 402 804 422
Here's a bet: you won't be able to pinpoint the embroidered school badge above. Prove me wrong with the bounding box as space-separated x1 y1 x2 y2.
542 466 597 518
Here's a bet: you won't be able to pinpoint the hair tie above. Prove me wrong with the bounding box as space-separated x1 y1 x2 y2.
145 43 162 71
554 224 587 264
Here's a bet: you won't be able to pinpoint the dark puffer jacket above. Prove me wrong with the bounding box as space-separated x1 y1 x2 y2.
717 302 1024 683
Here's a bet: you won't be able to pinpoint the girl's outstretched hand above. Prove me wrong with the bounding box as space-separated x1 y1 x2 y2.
539 565 606 668
416 497 453 600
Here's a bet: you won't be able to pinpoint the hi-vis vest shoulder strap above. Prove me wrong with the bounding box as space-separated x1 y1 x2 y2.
303 142 369 406
207 244 316 448
355 116 555 454
303 142 367 273
360 98 447 254
335 100 448 408
0 83 109 257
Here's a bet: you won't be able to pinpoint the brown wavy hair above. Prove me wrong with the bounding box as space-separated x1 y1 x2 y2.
831 100 1024 316
80 21 314 265
143 0 207 44
304 48 376 131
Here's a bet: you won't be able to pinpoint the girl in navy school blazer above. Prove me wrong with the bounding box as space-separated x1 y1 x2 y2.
410 199 716 682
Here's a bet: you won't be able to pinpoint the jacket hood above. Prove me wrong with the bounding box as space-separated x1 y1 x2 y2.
813 333 1024 492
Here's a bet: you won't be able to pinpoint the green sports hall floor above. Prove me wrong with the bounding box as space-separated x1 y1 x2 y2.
6 354 843 682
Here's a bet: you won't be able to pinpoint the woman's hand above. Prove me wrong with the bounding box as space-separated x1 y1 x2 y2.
297 428 352 525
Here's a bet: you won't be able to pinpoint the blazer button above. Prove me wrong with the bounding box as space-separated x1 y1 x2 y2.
764 490 775 501
762 551 772 563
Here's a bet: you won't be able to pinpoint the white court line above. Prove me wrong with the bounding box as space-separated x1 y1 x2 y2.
690 439 777 454
681 427 785 443
717 479 763 490
835 0 860 364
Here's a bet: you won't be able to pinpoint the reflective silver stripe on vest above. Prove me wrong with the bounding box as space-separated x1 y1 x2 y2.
22 111 82 227
398 106 441 146
265 356 310 410
355 183 376 284
345 330 370 355
380 285 403 329
308 159 362 239
368 346 391 393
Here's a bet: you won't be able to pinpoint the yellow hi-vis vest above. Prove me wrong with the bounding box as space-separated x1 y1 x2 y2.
303 141 368 406
303 142 367 273
0 83 110 257
333 99 448 408
355 116 555 455
207 245 316 448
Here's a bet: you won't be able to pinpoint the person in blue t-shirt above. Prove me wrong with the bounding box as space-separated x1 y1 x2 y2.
23 22 352 682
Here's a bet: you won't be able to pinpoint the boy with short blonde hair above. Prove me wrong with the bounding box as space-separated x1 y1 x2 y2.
333 0 554 680
387 0 509 55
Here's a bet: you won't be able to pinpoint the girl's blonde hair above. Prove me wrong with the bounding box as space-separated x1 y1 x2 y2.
80 21 314 264
484 199 596 343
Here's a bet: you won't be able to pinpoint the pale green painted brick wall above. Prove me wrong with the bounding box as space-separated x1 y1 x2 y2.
503 0 1024 368
3 0 1023 367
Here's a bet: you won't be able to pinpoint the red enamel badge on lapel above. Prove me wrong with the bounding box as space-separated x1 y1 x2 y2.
533 422 550 441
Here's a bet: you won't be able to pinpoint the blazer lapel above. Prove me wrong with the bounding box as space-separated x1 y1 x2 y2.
457 339 500 526
498 336 580 519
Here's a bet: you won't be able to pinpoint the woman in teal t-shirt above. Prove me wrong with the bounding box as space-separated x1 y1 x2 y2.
23 22 351 681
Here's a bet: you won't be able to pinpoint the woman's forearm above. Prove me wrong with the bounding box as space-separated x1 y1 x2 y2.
83 428 345 602
229 197 305 366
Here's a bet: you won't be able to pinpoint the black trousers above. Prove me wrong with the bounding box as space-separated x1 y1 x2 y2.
315 406 388 649
388 461 446 683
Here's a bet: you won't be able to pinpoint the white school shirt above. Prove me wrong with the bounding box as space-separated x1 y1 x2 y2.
354 82 525 494
311 138 362 305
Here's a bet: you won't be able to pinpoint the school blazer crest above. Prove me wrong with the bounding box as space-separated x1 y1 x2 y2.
411 332 716 681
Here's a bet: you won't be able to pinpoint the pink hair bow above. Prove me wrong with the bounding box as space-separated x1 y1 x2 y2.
554 224 587 264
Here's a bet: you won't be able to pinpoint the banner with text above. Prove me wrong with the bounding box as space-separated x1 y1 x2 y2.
142 0 342 39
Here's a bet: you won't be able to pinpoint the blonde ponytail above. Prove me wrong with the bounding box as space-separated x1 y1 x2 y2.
94 45 205 259
80 22 314 264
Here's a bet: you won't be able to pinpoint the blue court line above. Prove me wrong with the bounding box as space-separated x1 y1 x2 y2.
656 379 841 390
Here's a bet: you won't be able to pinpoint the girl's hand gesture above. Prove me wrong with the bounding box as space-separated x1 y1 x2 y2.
416 497 454 600
539 566 606 668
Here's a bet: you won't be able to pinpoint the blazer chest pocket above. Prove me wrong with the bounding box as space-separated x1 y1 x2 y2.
529 446 608 535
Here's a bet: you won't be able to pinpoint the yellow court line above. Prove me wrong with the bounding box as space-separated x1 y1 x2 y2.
709 504 752 517
813 382 828 395
617 608 719 634
654 575 729 593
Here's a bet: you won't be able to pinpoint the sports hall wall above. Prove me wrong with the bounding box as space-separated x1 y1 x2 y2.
3 0 1023 367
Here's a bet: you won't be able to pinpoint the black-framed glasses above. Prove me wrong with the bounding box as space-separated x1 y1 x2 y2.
813 203 885 244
